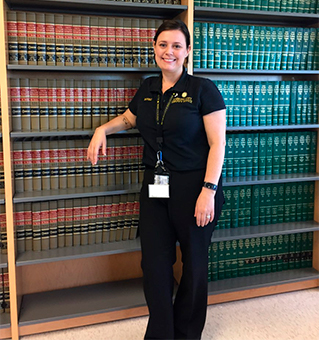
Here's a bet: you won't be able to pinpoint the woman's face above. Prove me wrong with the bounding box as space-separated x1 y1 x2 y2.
153 29 191 75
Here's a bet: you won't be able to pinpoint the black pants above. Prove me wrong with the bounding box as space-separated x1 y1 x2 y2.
139 168 224 340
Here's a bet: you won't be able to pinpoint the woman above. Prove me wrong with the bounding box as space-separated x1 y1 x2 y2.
87 20 226 340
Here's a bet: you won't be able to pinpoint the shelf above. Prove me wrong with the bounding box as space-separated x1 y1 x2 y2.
208 268 319 295
16 238 141 266
13 183 142 203
5 0 187 18
19 277 146 327
213 220 319 242
11 128 140 138
194 68 319 75
223 172 319 186
227 125 319 131
0 313 10 329
194 6 319 26
0 254 8 269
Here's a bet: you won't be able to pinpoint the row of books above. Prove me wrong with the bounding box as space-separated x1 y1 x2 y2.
13 136 144 193
0 268 9 314
193 23 318 70
15 194 140 253
214 80 318 127
216 182 315 230
195 0 319 13
223 131 317 178
208 232 314 282
7 11 162 67
10 78 141 132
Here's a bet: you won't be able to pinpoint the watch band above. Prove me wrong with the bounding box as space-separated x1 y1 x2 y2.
203 181 218 191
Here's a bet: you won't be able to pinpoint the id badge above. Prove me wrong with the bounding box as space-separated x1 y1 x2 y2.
148 154 170 198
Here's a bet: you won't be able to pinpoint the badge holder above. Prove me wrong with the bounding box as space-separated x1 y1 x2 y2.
148 151 170 198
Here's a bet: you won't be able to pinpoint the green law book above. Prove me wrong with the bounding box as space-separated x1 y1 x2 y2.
283 81 291 125
271 235 278 272
239 134 247 177
263 26 272 70
266 82 273 126
266 236 273 273
309 0 317 12
254 0 262 10
241 0 249 9
306 232 313 268
277 184 285 223
259 81 267 126
298 0 306 13
227 25 235 69
255 237 261 275
304 131 311 173
218 241 226 280
258 133 267 175
259 185 266 225
279 132 287 174
281 0 288 11
272 134 281 175
207 23 215 68
265 185 272 224
252 133 259 176
231 239 238 278
278 82 285 125
250 237 257 276
214 23 222 69
246 134 253 176
252 26 260 70
291 0 299 12
275 27 284 70
226 134 234 177
290 183 297 221
271 184 279 224
287 27 297 70
221 81 229 127
293 27 303 70
251 185 260 226
228 0 235 7
268 0 276 11
281 27 290 70
246 82 254 126
289 81 297 124
282 234 290 270
301 81 310 124
308 182 314 221
277 234 284 272
233 25 241 69
237 239 245 277
313 82 318 123
315 29 319 70
238 187 246 227
201 22 208 68
247 0 255 10
261 0 268 10
310 131 317 173
231 186 240 228
233 81 241 126
301 183 309 221
257 26 266 70
220 24 228 69
296 183 303 221
266 133 273 175
239 25 248 69
291 133 299 174
298 132 306 173
296 81 303 124
253 81 261 126
246 26 254 69
228 81 235 127
245 186 252 226
260 236 267 274
223 188 232 229
269 27 277 70
220 0 227 8
240 82 248 126
211 242 219 281
300 28 310 70
233 135 241 177
284 183 292 222
272 81 279 125
243 238 252 276
288 233 296 269
287 0 294 11
306 28 316 70
300 232 308 268
193 22 201 68
307 82 314 124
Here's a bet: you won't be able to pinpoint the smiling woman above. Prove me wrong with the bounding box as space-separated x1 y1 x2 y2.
87 19 226 340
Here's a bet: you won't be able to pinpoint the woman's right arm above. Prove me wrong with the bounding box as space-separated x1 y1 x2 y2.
87 108 137 165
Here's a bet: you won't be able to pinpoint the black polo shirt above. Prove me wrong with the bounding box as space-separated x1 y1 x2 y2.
129 68 225 171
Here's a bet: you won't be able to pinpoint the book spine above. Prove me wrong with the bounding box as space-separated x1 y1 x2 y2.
81 16 90 66
57 200 65 248
55 14 65 66
193 22 201 68
56 79 66 129
40 201 50 251
38 78 49 131
7 11 18 65
64 199 73 247
64 14 73 66
45 13 56 66
90 16 99 67
20 78 31 132
26 12 37 65
201 22 208 68
41 140 51 190
251 185 259 226
239 25 248 70
207 23 215 68
226 24 235 69
73 15 82 66
48 79 58 130
30 78 40 131
115 17 125 67
17 11 27 65
65 79 75 129
73 198 81 246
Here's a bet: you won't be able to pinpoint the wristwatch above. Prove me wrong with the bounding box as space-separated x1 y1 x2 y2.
203 181 218 191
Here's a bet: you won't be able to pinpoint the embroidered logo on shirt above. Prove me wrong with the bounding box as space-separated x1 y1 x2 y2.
172 97 193 104
144 98 153 101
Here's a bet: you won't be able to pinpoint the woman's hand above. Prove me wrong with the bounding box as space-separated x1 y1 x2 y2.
87 126 107 165
194 188 215 227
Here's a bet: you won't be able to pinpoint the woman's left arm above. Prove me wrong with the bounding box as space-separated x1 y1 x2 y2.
194 108 226 227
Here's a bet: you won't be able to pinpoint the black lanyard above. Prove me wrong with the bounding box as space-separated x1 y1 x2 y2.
156 93 175 152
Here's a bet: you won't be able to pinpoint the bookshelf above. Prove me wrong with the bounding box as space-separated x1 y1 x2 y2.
0 1 318 339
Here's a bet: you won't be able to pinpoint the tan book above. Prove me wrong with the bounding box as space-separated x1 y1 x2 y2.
74 79 84 130
45 13 56 66
24 203 33 251
65 79 75 130
148 19 157 67
91 79 101 128
129 136 139 184
58 138 67 189
82 79 92 129
129 193 139 240
107 17 116 67
64 14 73 66
49 200 58 249
32 138 42 191
108 80 117 121
41 139 51 190
73 198 81 246
56 79 66 130
36 12 46 65
49 137 59 190
23 138 33 192
64 199 73 247
13 140 24 193
95 197 103 244
30 78 40 131
123 18 132 67
17 11 27 65
106 137 116 186
116 79 125 115
40 201 50 251
47 79 58 130
72 15 82 66
88 197 97 245
109 195 119 242
66 138 76 189
57 199 65 248
115 17 124 67
116 195 126 241
100 79 109 123
20 78 31 132
102 196 112 243
124 193 135 241
140 19 148 67
90 16 99 67
92 163 100 187
75 138 84 188
38 78 49 131
26 12 37 65
55 14 65 66
81 15 90 66
98 16 107 67
132 18 140 67
10 78 22 131
15 203 25 253
7 10 18 64
80 198 89 246
31 202 41 251
115 137 124 185
123 137 131 185
0 207 7 254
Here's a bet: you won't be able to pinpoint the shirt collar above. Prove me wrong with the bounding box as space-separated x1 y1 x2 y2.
150 67 188 94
